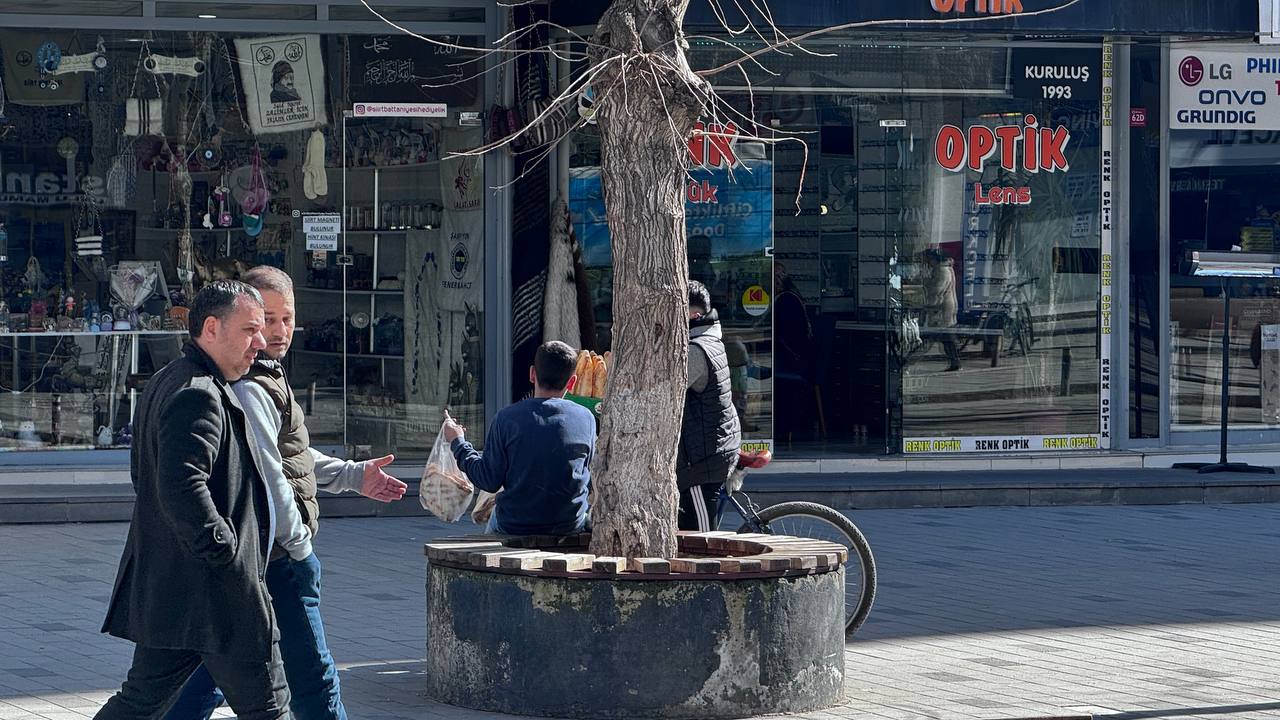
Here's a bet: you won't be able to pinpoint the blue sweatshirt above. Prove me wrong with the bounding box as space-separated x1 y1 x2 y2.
451 397 594 536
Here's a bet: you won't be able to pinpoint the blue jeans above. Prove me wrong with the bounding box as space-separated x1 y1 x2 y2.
163 553 347 720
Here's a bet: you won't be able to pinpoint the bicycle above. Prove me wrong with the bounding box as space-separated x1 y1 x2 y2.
957 276 1038 363
719 450 877 638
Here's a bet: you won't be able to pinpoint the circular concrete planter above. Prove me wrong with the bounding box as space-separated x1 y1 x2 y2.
423 532 846 719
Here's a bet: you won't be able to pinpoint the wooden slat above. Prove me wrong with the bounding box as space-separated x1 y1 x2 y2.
592 556 627 574
627 558 671 574
498 551 557 571
542 554 595 572
670 558 722 574
718 558 763 573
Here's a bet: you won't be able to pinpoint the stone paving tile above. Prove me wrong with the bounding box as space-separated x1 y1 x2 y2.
1 504 1278 720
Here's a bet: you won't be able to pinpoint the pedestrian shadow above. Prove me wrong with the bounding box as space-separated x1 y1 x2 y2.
1095 701 1280 719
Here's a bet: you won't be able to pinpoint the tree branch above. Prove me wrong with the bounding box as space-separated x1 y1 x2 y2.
696 0 1084 77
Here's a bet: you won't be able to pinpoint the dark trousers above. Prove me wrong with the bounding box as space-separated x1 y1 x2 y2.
942 338 961 369
163 554 346 720
94 643 288 720
678 483 722 532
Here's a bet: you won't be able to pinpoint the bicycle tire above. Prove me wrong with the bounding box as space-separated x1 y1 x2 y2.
737 501 877 638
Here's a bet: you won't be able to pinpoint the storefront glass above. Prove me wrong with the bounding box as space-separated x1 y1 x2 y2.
0 27 485 455
565 36 1108 456
1167 43 1280 433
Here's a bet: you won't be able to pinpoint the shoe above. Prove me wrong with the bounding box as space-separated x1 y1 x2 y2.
945 364 961 372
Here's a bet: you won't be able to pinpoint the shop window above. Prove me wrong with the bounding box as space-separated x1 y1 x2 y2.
1166 43 1280 433
0 28 486 456
156 3 318 20
1168 142 1280 430
0 1 142 16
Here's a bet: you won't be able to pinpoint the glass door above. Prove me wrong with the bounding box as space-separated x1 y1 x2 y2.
331 109 485 460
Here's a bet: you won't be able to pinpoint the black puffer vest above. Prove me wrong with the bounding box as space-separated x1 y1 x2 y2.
244 358 318 558
677 316 741 490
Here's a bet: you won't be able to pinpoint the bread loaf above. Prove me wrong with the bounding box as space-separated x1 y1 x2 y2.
591 353 607 398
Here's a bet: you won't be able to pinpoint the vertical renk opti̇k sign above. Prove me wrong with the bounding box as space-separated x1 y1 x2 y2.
1169 44 1280 129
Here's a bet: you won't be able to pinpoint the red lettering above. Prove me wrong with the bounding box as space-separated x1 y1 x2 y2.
994 126 1021 171
935 125 965 171
1023 116 1039 173
975 183 1033 205
705 123 738 169
1006 0 1023 10
688 121 705 165
931 0 954 9
687 179 719 204
1040 126 1071 172
967 126 996 171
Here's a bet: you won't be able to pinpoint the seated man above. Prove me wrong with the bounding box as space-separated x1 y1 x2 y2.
443 340 593 536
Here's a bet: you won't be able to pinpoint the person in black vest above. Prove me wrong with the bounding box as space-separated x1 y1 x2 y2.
95 280 288 720
677 281 742 531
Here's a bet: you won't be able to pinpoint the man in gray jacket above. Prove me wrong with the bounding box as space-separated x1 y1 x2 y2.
96 281 287 720
163 266 406 720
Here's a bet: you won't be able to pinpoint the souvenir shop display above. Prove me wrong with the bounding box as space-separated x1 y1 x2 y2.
0 25 487 453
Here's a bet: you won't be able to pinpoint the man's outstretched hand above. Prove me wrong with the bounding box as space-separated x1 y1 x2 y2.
360 454 407 502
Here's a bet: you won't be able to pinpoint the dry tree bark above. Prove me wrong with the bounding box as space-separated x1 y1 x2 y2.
587 0 708 559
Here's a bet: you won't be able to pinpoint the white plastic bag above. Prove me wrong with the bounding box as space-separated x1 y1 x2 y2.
418 420 475 522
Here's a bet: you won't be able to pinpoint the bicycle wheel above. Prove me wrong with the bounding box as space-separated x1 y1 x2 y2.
738 501 876 638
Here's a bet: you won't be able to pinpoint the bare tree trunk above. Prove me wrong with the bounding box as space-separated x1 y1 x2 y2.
588 0 705 559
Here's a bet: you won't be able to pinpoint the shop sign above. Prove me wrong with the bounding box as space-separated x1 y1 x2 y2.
303 213 341 251
302 213 341 234
904 434 1102 453
1169 45 1280 129
0 166 103 206
1099 42 1114 449
741 285 770 316
929 0 1023 15
934 114 1072 206
1009 47 1100 102
347 34 479 107
352 102 448 118
306 234 338 251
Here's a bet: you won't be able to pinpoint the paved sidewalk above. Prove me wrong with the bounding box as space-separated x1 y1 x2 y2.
1 504 1278 720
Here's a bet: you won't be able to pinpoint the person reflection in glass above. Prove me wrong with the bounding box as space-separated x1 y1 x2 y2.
923 248 961 372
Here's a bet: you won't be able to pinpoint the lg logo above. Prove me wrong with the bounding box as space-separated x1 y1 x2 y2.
1179 56 1204 87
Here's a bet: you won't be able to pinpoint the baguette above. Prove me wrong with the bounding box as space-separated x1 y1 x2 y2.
591 353 607 398
574 350 591 387
579 353 596 397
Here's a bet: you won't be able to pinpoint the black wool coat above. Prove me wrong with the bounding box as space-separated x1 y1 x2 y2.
101 342 275 661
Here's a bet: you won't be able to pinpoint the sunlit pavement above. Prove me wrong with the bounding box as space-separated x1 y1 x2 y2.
2 504 1277 720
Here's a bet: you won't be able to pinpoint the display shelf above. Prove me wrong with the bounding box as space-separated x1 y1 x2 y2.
343 228 438 234
0 329 188 337
293 349 404 360
345 160 443 171
297 287 404 295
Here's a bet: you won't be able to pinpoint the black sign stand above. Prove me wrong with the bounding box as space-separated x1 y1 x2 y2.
1174 274 1275 474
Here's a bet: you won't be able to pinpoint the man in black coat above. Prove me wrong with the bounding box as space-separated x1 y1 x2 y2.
95 280 289 720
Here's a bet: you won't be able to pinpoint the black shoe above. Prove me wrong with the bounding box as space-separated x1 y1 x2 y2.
945 364 961 372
